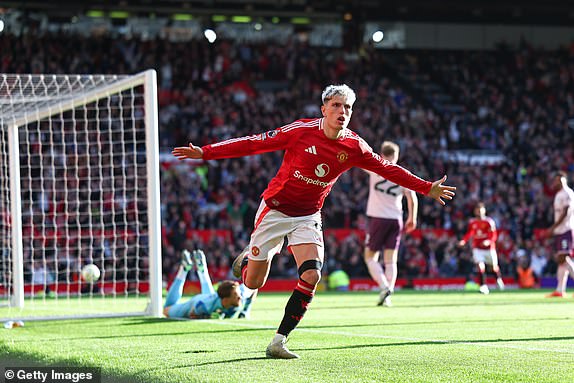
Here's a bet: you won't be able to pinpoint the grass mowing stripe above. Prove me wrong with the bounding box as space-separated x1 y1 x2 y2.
204 319 574 354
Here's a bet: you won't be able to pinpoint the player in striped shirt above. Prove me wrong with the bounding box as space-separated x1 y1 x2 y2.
173 84 456 358
458 202 504 294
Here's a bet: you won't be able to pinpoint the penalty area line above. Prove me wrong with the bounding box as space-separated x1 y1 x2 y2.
205 320 574 354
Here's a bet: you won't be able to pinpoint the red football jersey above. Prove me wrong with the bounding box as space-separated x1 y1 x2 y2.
461 217 498 250
202 118 432 217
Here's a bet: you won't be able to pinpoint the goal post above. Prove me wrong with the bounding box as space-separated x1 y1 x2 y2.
8 122 24 310
143 70 163 319
0 70 162 320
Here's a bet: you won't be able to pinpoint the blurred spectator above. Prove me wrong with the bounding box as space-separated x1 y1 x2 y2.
328 267 351 291
516 256 537 289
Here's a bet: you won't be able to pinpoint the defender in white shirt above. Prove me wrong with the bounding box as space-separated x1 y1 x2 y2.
544 171 574 298
364 141 418 306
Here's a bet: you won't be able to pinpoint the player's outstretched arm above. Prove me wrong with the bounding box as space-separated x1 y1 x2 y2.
172 143 204 160
428 175 456 205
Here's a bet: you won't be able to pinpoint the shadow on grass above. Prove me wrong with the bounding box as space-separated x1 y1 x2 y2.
12 317 169 329
1 343 265 381
164 356 269 369
311 300 566 311
120 318 169 326
0 352 145 383
299 316 571 329
295 335 574 352
11 326 274 343
29 317 245 328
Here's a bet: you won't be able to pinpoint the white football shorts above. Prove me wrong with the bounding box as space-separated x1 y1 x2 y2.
247 200 324 262
472 248 498 266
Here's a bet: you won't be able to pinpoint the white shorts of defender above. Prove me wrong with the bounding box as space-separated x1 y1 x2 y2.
246 200 324 262
472 248 498 266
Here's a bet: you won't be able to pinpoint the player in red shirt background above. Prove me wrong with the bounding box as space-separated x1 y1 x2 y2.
173 84 456 359
458 202 505 294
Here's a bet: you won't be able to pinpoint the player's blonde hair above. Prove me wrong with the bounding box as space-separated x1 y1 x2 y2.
321 84 356 105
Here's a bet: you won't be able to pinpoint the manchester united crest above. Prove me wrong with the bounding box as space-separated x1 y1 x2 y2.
337 151 349 163
251 246 260 256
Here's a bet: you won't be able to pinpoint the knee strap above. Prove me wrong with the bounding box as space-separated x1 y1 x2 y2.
298 260 323 277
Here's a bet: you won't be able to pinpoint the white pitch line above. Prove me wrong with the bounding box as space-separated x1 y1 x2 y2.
205 320 574 354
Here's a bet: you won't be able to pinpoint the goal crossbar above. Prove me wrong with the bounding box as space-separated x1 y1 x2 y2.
3 74 146 128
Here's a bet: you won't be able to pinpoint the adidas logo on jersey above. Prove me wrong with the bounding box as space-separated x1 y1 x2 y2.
305 146 317 155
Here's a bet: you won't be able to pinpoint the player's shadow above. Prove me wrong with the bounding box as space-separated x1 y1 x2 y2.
298 335 574 352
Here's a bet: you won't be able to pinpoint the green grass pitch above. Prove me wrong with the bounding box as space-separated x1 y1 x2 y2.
1 290 573 383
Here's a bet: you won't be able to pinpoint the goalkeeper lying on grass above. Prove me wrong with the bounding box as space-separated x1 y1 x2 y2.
163 249 257 319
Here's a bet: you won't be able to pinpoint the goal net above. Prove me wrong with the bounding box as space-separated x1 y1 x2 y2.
0 70 162 320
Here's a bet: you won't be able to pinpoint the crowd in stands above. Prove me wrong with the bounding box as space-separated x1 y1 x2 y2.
2 30 573 285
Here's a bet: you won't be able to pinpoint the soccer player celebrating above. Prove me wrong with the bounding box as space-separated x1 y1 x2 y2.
543 171 574 298
458 202 504 294
163 249 257 319
363 141 418 307
172 84 456 359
